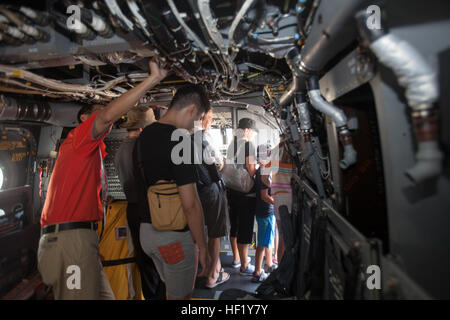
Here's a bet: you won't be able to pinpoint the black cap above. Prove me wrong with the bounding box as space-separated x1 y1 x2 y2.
238 118 258 132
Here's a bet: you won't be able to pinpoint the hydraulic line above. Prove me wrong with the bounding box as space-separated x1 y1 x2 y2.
197 0 239 90
249 32 299 44
104 0 135 33
126 0 167 61
0 64 123 98
161 8 203 76
166 0 221 85
228 0 257 56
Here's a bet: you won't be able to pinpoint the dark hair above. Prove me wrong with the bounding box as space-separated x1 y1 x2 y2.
168 84 210 115
238 117 257 131
77 104 94 124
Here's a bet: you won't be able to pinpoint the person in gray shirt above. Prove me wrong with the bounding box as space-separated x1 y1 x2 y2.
114 107 165 299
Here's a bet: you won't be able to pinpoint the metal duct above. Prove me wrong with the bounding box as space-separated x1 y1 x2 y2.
299 0 378 74
355 9 443 184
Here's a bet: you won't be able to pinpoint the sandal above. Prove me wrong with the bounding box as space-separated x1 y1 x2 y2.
205 271 230 289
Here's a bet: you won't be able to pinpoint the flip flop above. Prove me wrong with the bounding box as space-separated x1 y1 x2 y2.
205 271 230 289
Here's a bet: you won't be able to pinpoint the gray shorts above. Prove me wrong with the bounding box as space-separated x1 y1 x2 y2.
198 182 230 238
139 223 196 299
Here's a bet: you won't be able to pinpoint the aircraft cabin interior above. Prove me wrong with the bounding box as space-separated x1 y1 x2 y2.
0 0 449 302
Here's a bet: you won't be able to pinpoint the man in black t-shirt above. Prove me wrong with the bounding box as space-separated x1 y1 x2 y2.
133 85 210 300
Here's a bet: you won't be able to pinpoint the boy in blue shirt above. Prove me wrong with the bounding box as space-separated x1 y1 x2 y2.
252 144 277 282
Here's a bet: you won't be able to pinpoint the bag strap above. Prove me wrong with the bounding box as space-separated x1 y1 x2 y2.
233 137 238 162
136 137 150 189
137 138 176 188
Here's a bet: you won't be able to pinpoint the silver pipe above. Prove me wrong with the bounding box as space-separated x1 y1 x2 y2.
308 89 347 127
228 0 257 56
279 76 301 107
308 77 357 169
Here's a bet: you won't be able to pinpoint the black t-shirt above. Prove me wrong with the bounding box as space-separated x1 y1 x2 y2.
132 122 198 224
255 168 274 218
191 130 221 189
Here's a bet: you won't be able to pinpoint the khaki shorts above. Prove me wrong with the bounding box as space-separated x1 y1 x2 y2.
38 228 115 300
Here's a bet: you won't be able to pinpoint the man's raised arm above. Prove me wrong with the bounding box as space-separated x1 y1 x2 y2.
93 60 168 138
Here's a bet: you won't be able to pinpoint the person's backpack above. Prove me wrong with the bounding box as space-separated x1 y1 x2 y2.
222 138 254 193
136 138 187 231
191 132 221 190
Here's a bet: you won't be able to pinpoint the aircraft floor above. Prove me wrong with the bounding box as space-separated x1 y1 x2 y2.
192 237 262 300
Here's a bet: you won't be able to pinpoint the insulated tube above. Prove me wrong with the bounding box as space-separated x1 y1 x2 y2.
19 6 49 26
308 76 357 169
355 10 443 184
295 92 312 132
293 93 326 197
0 8 49 42
78 6 114 38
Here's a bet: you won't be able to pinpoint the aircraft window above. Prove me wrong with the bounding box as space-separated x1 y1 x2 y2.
0 167 4 190
0 209 5 217
206 128 234 157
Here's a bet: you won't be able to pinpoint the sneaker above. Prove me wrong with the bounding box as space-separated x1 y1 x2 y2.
251 270 268 283
239 263 255 276
232 256 251 269
264 264 278 274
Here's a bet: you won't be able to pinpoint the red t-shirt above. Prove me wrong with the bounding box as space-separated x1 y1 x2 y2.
40 112 108 227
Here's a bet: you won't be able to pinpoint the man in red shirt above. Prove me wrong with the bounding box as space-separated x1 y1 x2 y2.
37 60 167 300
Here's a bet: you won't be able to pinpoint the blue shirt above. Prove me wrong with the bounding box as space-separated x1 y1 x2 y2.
255 168 274 218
